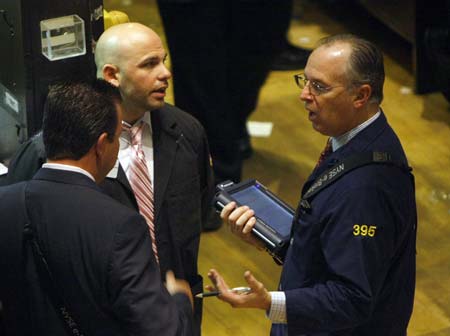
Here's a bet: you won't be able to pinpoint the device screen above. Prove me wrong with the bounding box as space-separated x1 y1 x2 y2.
231 185 293 237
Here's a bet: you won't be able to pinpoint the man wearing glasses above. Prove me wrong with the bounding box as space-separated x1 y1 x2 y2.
209 34 417 336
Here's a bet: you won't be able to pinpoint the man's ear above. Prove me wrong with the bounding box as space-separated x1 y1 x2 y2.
95 132 110 159
353 84 371 108
102 64 120 87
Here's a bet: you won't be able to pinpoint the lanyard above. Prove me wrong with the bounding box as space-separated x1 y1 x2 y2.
299 152 411 212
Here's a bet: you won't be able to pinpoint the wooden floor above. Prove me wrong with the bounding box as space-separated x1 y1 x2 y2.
105 1 450 334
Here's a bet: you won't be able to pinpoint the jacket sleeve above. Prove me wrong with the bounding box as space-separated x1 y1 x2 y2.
107 213 193 336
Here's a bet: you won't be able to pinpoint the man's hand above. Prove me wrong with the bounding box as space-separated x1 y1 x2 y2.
165 270 194 309
220 202 265 249
206 268 271 310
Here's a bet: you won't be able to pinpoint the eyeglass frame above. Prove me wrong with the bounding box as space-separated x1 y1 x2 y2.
293 73 345 96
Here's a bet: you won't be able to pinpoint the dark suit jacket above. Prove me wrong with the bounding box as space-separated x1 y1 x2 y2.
0 168 193 335
6 103 214 335
272 112 416 336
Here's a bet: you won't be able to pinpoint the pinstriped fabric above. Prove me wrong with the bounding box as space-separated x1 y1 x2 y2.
122 121 159 264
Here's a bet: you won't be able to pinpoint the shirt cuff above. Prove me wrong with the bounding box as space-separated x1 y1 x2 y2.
267 291 287 324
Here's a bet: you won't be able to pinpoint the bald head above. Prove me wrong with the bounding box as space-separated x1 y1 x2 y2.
94 22 171 121
95 23 162 78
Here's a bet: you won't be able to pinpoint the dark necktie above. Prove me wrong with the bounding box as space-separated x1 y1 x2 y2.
122 121 159 264
315 138 333 169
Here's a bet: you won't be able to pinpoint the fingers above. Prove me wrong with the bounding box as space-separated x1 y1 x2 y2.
242 216 256 234
207 269 229 293
165 270 175 291
204 285 215 292
208 269 243 307
220 203 264 250
166 270 175 283
221 203 256 233
243 271 271 310
220 201 237 219
206 269 270 310
231 207 255 234
244 271 264 293
166 270 194 309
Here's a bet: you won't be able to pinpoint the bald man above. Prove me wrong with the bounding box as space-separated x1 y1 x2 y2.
6 23 214 336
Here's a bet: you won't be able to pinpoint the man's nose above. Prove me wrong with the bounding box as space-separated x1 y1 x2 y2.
159 64 172 80
300 85 312 101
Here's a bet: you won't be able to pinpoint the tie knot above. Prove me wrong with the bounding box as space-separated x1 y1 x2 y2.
122 121 145 146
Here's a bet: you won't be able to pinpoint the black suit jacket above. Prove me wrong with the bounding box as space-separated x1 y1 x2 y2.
0 168 193 335
101 104 213 285
6 103 214 335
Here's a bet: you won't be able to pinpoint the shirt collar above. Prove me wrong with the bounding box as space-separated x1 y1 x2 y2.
331 110 381 152
122 111 152 133
108 112 152 180
42 163 95 182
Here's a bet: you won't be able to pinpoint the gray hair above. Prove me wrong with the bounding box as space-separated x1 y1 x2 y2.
317 34 385 104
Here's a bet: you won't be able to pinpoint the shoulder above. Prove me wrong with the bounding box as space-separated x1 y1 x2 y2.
33 177 145 233
63 184 149 241
158 103 206 137
367 114 409 165
0 182 27 205
320 162 413 215
92 189 143 223
315 146 413 209
21 131 45 156
7 132 46 183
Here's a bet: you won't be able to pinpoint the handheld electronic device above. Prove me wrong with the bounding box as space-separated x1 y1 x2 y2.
214 179 294 263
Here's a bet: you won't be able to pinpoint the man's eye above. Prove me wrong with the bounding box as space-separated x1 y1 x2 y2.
143 59 160 67
312 81 327 92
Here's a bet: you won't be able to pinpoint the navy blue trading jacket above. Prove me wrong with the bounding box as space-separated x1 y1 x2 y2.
271 112 417 336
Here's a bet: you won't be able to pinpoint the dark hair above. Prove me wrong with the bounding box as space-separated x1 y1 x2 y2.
43 79 121 160
317 34 385 104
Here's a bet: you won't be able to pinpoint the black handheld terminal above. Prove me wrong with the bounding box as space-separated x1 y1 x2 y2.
213 179 294 263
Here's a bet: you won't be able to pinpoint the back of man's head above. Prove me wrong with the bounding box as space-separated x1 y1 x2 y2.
317 34 385 104
43 79 121 160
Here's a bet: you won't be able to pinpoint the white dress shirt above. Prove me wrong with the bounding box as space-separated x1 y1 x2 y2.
42 163 95 182
116 112 155 185
0 162 7 176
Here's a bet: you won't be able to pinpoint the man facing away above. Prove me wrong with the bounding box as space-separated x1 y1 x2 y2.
0 80 194 335
7 23 215 335
208 34 417 336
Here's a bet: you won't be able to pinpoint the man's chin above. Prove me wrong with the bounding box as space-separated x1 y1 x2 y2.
148 100 166 111
312 123 327 136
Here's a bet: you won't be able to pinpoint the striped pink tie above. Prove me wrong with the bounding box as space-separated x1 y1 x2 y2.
123 121 159 264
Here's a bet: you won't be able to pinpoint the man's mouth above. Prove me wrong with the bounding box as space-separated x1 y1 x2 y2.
152 86 168 99
305 107 317 120
154 86 167 94
309 110 315 118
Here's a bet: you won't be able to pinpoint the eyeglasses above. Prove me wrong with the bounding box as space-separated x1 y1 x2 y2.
294 74 343 96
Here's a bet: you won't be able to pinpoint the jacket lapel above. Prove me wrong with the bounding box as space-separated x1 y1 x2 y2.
301 111 389 197
151 107 182 222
